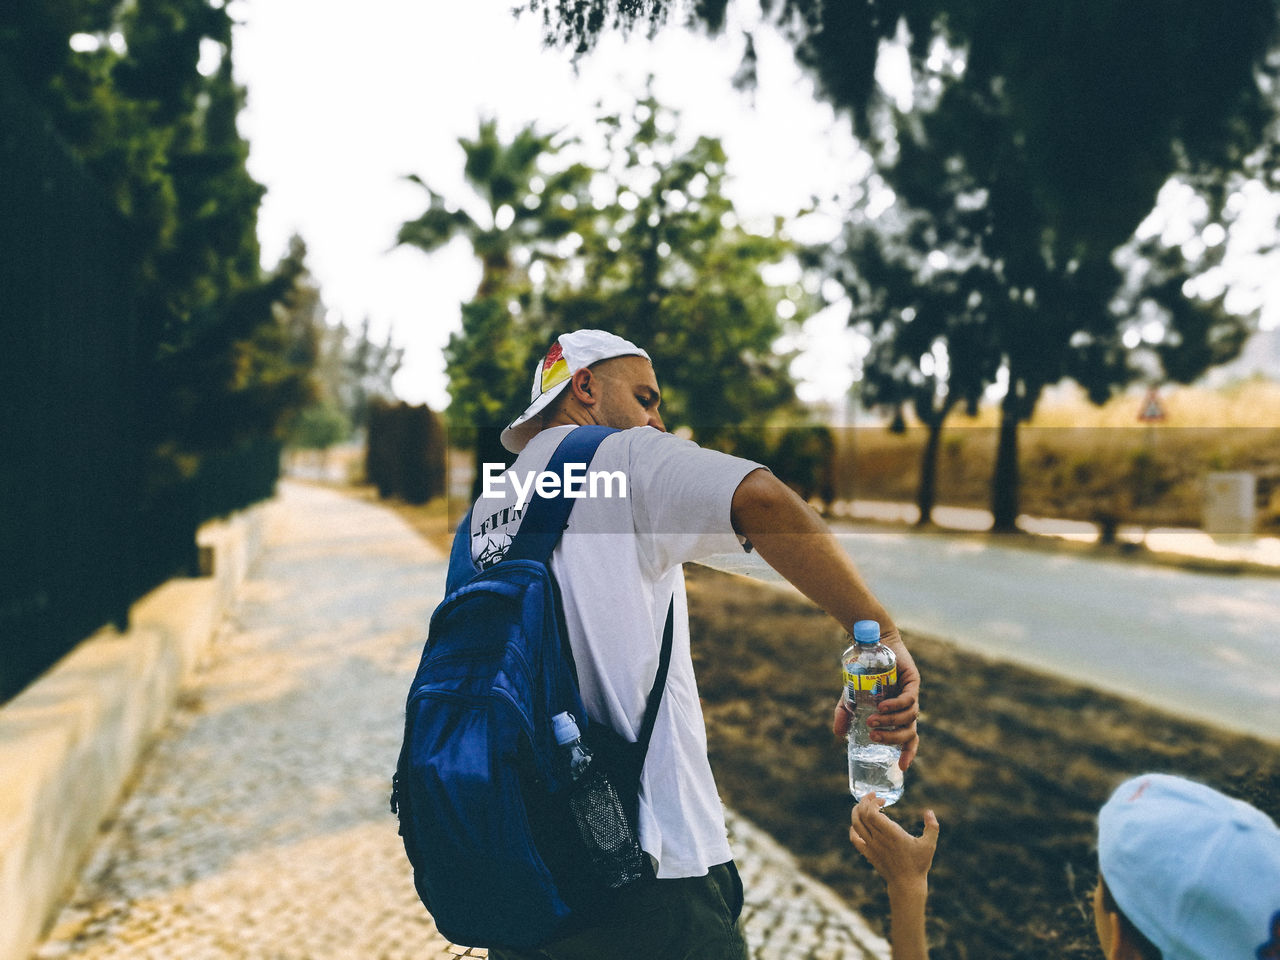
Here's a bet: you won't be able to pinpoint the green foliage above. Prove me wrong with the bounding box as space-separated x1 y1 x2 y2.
287 400 351 452
336 316 404 430
274 238 404 443
397 116 594 296
771 426 835 503
516 0 683 57
521 1 1279 257
4 0 315 500
1132 238 1252 386
443 297 540 431
833 23 1265 526
401 95 805 455
901 2 1277 256
143 239 314 487
542 92 802 441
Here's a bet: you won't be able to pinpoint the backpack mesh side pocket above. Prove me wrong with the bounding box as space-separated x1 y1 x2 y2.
567 766 650 889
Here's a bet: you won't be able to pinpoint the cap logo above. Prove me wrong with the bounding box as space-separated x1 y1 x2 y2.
540 342 570 396
1125 780 1152 803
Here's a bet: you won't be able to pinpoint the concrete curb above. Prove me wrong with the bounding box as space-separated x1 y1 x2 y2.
727 809 892 959
0 501 271 960
824 499 1280 578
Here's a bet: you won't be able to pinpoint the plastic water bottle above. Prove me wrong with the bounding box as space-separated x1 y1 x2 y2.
553 711 593 780
842 620 904 806
551 712 648 888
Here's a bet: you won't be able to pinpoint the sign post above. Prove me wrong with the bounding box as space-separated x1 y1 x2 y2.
1134 387 1167 510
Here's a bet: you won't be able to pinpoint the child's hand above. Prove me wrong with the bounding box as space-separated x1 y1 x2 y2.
849 793 940 891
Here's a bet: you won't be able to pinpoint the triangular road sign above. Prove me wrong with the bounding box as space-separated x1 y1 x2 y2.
1138 388 1167 423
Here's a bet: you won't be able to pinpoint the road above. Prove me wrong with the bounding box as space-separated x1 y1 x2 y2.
701 527 1280 743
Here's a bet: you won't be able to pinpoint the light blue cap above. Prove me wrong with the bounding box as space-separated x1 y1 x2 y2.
853 620 880 645
1098 773 1280 960
551 711 581 746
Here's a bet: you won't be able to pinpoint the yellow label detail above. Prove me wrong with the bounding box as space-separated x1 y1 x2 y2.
843 667 897 692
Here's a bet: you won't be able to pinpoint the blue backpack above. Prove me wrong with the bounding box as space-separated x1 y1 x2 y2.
390 426 673 949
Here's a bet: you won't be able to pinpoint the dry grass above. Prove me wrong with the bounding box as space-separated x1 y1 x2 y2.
376 491 455 555
939 379 1280 429
687 564 1280 960
839 382 1280 528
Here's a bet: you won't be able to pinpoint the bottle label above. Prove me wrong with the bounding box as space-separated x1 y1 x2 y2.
843 666 897 694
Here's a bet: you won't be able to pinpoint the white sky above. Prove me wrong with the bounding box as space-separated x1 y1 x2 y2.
230 0 876 410
230 1 1279 413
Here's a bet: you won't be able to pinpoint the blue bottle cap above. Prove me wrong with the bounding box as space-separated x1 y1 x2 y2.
552 711 581 745
853 619 880 645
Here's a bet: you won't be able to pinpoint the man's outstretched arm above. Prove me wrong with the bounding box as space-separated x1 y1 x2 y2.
729 468 920 768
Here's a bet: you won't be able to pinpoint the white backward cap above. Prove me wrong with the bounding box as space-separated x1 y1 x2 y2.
499 329 650 453
1097 773 1280 960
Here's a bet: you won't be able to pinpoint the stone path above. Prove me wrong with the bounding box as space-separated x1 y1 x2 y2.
32 482 888 960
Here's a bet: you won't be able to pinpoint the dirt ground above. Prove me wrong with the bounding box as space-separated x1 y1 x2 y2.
685 564 1280 960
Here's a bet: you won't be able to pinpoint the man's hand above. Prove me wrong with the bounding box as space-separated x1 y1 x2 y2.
833 628 921 770
848 793 939 890
728 470 920 769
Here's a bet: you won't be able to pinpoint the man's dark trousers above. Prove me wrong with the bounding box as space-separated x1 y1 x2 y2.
488 862 749 960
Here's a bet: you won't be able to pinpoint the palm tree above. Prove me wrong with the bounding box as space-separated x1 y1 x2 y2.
398 118 592 495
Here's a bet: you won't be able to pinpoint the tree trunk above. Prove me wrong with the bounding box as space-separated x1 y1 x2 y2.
916 400 954 526
990 396 1021 532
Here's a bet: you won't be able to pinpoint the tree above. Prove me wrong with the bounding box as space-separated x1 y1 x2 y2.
338 316 404 431
823 35 1257 530
273 236 404 451
543 91 802 444
3 0 317 501
519 0 1280 530
519 1 1277 252
400 102 805 490
397 118 593 494
828 216 997 525
288 401 351 452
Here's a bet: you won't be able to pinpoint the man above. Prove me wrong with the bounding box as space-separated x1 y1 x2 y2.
477 329 919 960
849 774 1280 960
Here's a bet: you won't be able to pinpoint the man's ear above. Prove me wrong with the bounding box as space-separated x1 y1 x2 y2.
568 368 595 403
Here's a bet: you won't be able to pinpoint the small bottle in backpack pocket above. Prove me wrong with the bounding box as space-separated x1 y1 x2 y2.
552 712 649 889
554 712 593 780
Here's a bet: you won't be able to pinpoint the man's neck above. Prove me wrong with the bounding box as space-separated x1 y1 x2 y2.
543 408 595 431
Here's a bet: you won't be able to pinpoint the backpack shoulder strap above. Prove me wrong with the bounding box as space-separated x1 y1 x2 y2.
636 600 675 759
504 425 617 565
502 423 671 764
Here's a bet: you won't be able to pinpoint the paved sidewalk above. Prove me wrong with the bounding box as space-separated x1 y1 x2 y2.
33 482 887 960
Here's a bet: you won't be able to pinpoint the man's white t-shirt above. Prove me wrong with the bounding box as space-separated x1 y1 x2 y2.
470 424 763 879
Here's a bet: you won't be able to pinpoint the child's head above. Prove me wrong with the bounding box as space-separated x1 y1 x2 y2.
1094 773 1280 960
